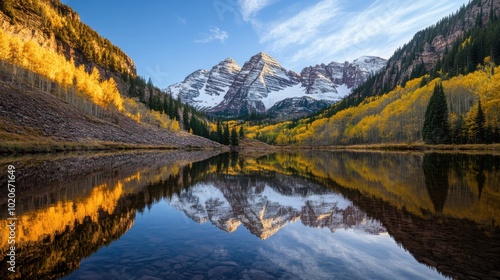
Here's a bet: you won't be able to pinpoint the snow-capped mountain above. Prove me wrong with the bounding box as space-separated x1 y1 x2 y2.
165 53 387 118
168 174 386 239
210 52 302 116
166 58 241 110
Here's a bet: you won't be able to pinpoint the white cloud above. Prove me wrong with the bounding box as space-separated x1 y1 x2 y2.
259 0 340 52
195 27 229 43
238 0 276 21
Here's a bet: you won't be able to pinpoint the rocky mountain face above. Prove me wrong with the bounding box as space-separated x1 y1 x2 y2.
409 0 500 74
166 53 387 118
168 174 386 239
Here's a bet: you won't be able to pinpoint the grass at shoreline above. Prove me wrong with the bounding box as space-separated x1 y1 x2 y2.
273 143 500 152
2 138 499 155
0 140 223 154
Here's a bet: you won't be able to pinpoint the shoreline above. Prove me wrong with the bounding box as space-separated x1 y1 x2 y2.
0 140 228 154
2 139 500 155
274 143 500 151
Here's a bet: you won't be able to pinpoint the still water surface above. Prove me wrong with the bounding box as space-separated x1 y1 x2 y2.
0 150 499 279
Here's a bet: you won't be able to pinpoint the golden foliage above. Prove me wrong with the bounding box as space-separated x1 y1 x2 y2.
0 28 180 131
249 64 500 145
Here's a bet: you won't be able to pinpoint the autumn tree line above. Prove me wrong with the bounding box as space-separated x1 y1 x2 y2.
245 59 500 146
0 27 183 131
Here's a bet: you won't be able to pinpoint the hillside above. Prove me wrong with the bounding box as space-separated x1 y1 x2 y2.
0 77 221 152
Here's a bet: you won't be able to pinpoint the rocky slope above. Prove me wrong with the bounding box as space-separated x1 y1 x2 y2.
393 0 500 81
0 79 221 151
166 53 387 118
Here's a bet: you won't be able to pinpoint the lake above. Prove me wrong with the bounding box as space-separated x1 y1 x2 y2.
1 150 499 279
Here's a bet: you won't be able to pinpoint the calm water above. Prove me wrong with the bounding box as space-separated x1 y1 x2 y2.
1 150 499 279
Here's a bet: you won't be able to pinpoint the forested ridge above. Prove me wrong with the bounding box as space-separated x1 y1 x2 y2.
1 0 135 75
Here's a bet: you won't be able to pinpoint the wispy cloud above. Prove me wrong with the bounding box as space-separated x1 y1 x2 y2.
239 0 468 67
195 27 229 43
293 1 463 63
238 0 276 21
259 0 340 52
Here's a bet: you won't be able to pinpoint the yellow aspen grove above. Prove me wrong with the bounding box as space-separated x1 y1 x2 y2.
0 29 178 131
0 31 10 60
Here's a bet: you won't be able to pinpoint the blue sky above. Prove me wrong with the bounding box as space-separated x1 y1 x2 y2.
63 0 469 88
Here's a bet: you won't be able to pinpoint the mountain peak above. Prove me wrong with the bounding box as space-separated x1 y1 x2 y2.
222 57 238 64
257 51 271 57
252 52 276 62
216 58 240 71
351 56 387 75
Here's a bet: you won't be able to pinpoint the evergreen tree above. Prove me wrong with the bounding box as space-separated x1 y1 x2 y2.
216 119 223 143
222 123 230 145
423 82 451 144
238 126 245 139
138 79 146 103
173 96 181 120
451 115 467 144
230 127 239 146
472 98 486 143
162 95 168 114
147 77 154 93
148 91 154 109
182 106 190 131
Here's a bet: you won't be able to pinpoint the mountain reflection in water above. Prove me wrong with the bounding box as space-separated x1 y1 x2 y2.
169 173 385 240
0 150 498 279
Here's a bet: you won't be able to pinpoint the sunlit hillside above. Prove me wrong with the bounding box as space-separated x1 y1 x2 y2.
245 61 500 145
0 28 181 131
